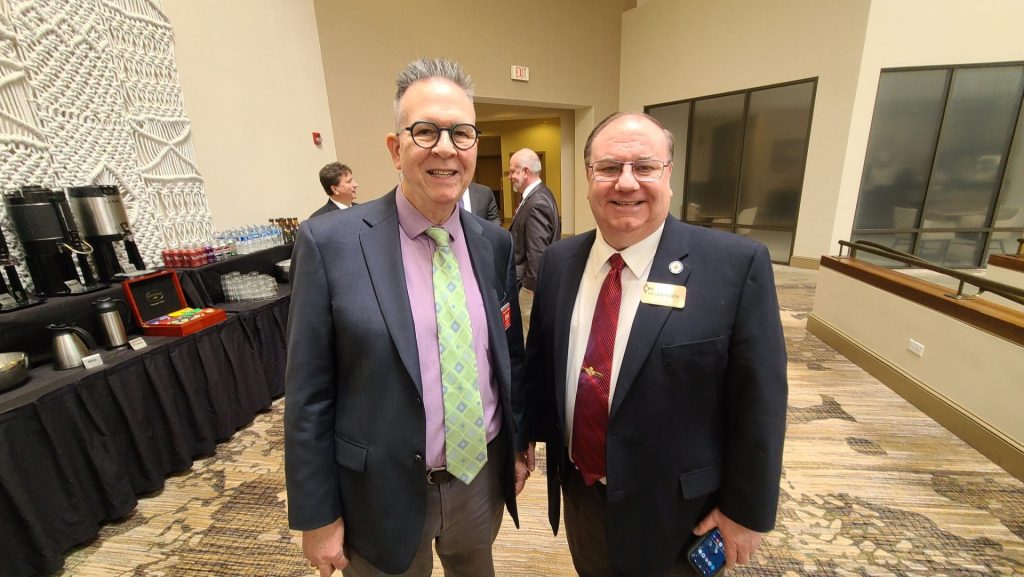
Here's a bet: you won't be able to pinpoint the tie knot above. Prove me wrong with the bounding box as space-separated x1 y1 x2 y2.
608 253 625 272
426 226 451 248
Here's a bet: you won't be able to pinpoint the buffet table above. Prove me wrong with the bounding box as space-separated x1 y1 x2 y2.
176 244 292 307
0 246 291 577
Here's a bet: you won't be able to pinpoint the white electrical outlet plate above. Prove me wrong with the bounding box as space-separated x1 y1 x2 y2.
907 339 925 357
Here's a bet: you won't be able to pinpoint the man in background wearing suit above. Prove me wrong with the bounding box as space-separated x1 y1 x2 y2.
310 161 358 218
516 112 788 576
286 58 528 577
508 148 560 293
462 182 501 225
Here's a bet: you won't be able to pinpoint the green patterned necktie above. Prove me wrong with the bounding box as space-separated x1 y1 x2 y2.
425 226 487 484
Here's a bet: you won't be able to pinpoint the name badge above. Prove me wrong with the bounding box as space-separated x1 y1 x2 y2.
501 302 512 330
641 282 686 309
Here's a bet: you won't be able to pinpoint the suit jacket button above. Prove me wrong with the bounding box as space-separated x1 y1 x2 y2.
416 396 423 405
413 452 423 463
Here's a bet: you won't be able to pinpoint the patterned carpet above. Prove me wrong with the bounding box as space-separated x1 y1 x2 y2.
58 266 1024 576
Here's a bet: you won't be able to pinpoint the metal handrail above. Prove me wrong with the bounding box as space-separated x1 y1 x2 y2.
838 240 1024 307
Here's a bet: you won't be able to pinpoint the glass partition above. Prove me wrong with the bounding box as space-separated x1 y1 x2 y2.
852 62 1024 267
648 79 816 264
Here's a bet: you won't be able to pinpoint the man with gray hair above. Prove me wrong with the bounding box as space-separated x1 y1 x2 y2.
285 57 528 577
509 147 560 293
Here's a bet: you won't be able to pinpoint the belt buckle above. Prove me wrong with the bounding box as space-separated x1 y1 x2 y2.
427 467 450 485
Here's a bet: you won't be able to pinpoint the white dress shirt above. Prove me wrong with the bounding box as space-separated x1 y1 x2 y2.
329 198 350 210
564 222 666 456
515 180 542 213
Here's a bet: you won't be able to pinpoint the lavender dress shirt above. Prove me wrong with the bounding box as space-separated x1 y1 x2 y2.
396 188 501 470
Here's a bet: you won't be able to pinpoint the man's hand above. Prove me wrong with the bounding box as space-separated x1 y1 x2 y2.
514 443 536 495
693 507 764 567
303 517 349 576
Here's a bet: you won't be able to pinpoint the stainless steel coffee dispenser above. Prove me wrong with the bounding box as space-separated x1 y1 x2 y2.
3 186 103 297
66 185 149 282
0 224 43 312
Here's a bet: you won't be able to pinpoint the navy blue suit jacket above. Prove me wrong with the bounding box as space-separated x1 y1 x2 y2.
517 217 787 576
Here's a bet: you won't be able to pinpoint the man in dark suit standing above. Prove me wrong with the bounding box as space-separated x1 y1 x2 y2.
286 58 528 577
462 182 501 225
310 161 358 218
508 148 560 292
516 112 788 576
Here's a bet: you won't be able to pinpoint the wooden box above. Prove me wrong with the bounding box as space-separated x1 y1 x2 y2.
121 270 226 337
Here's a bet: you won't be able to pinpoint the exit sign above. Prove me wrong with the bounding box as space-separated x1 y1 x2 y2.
511 65 529 82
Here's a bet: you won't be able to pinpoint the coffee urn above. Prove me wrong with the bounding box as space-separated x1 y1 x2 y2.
0 224 43 312
2 186 103 297
66 185 149 282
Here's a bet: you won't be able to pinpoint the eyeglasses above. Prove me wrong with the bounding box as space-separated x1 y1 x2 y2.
403 121 481 150
588 160 671 182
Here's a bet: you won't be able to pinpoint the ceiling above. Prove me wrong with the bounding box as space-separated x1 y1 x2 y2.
475 102 567 123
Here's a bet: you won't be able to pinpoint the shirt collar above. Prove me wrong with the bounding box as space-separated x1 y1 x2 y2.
330 198 350 210
396 185 465 243
592 221 666 279
521 179 542 199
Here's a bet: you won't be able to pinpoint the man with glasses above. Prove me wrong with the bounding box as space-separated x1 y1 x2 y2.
509 148 560 293
517 112 788 576
285 58 528 577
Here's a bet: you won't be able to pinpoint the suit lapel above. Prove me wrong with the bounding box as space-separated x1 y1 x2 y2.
554 232 595 422
610 220 691 418
360 191 423 394
510 186 538 226
462 214 509 385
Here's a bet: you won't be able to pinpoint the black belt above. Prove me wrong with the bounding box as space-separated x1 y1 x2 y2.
427 468 455 485
425 428 505 485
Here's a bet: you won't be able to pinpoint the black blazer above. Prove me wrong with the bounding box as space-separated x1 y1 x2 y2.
517 218 787 576
468 182 501 225
309 199 339 219
285 190 525 574
509 183 560 291
310 199 358 219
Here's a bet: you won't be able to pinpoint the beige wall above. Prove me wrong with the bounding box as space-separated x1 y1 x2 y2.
620 0 871 263
811 267 1024 451
313 0 633 235
162 0 337 229
476 118 562 218
831 0 1024 254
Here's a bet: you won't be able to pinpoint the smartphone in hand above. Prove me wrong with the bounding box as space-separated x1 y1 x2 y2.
687 528 726 577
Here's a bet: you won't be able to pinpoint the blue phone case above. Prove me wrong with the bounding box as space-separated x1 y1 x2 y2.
687 528 726 577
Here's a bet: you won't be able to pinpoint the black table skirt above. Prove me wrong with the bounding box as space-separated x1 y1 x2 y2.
0 292 290 577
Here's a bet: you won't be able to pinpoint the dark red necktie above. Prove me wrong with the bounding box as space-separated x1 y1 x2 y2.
572 253 625 485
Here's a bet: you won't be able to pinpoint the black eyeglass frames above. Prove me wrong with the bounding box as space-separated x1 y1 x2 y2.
403 121 481 151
